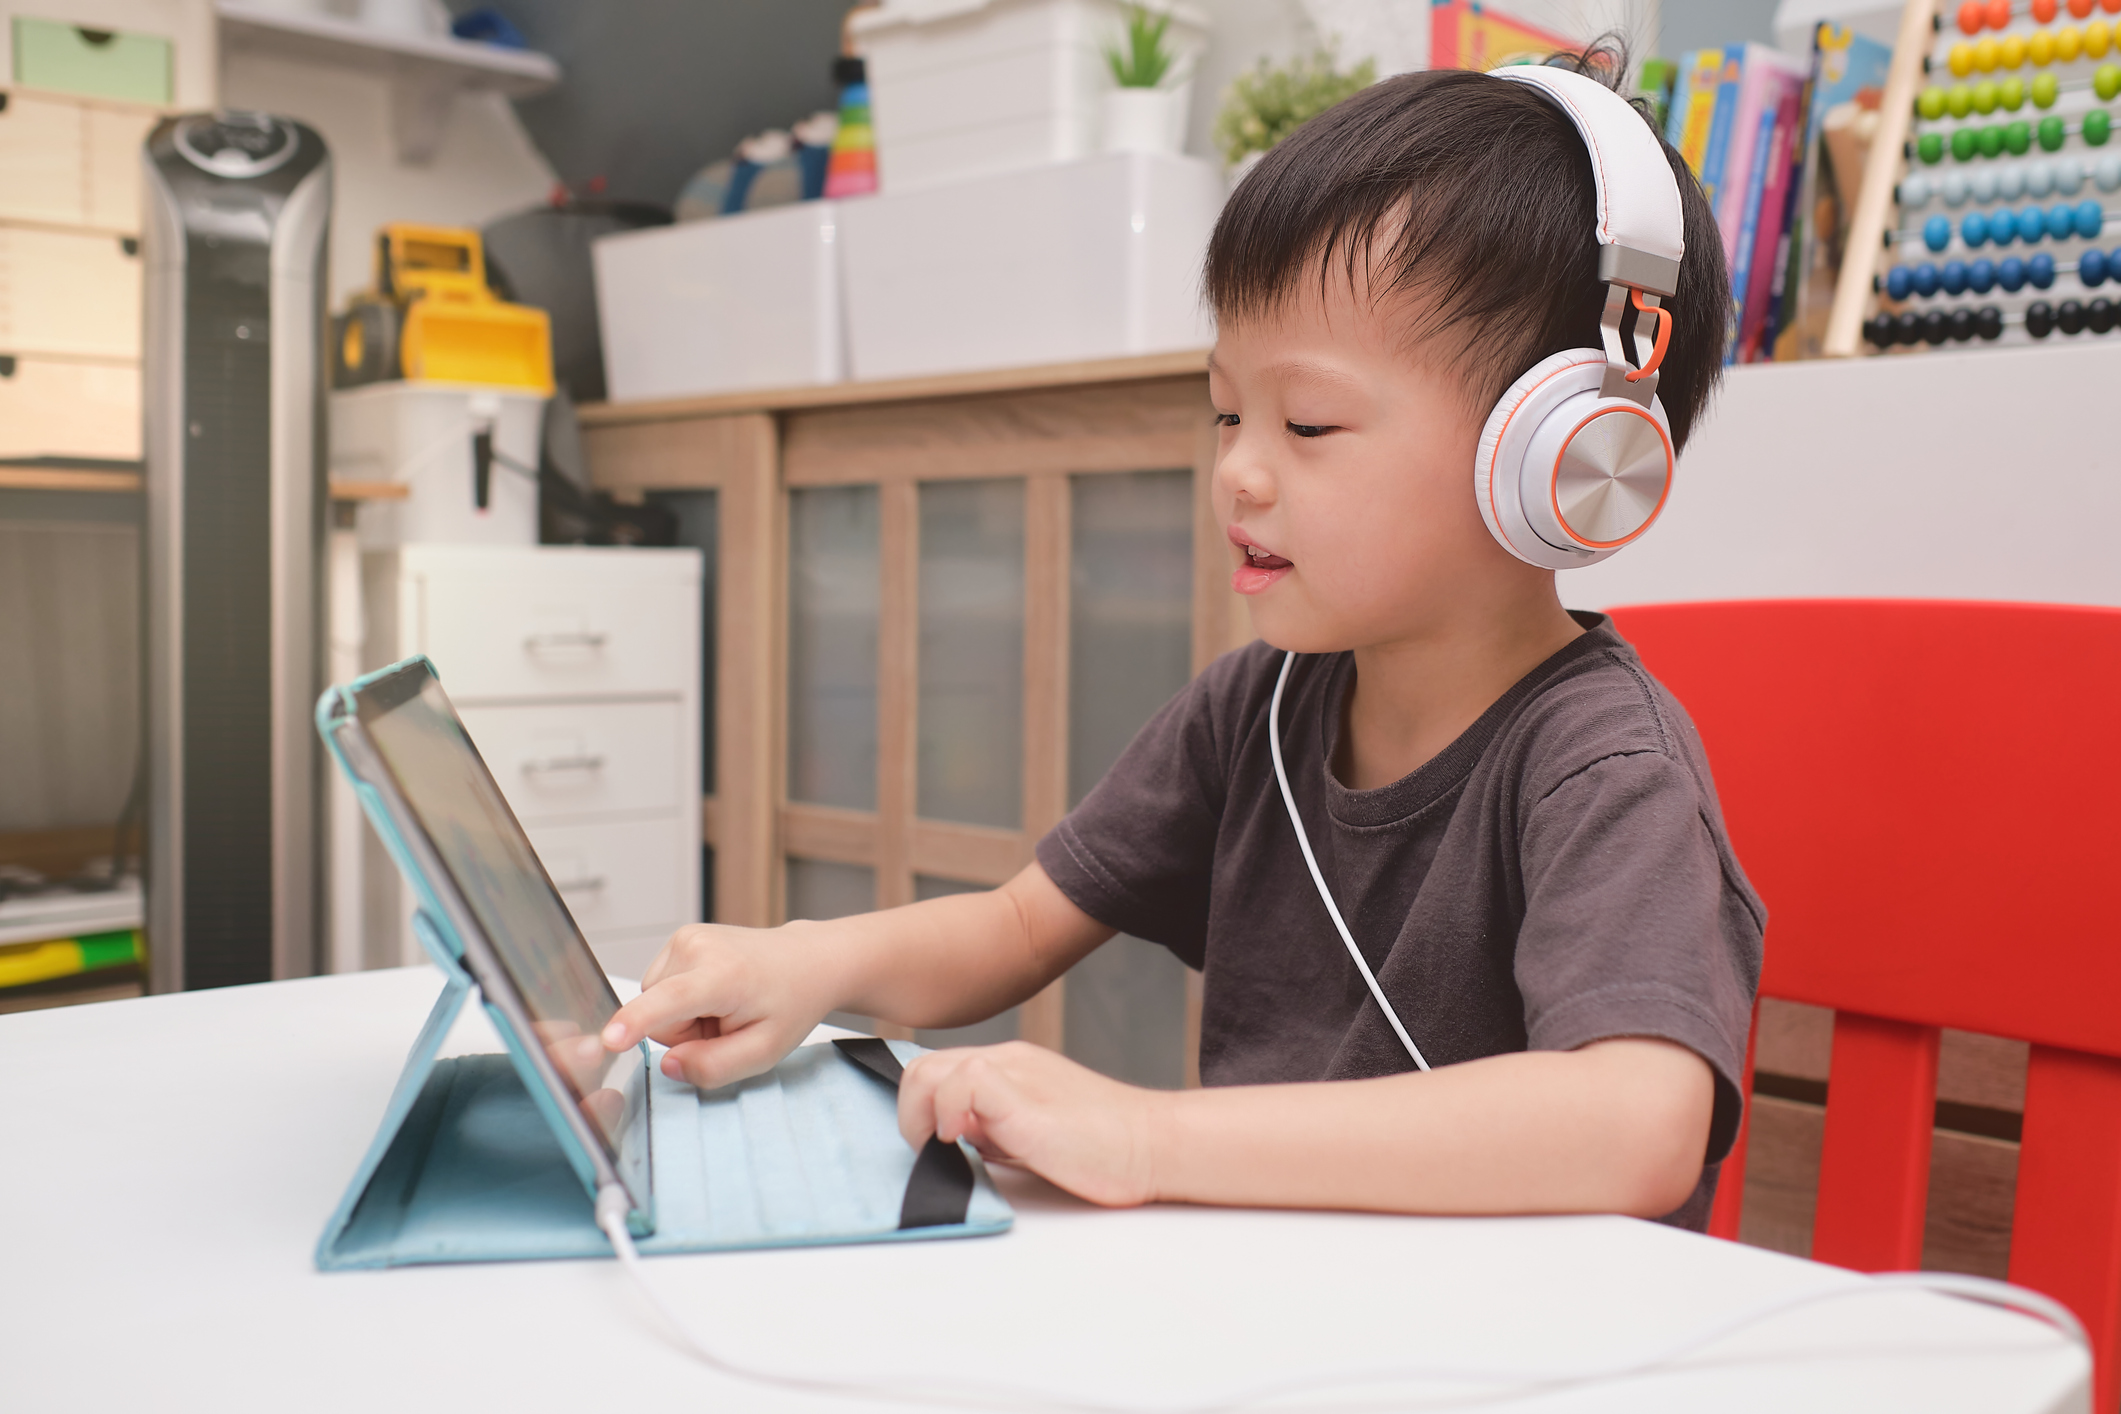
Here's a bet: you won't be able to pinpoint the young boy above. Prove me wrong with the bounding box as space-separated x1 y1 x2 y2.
601 60 1763 1229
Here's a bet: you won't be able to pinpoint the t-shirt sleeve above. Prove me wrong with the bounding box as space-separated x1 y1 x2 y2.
1033 665 1233 968
1514 749 1764 1162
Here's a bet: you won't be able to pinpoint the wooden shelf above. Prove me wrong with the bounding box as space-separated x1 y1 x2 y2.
0 467 141 493
216 2 560 164
327 479 410 501
576 348 1211 427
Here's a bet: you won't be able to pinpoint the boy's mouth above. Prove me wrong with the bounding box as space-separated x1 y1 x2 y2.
1229 529 1293 596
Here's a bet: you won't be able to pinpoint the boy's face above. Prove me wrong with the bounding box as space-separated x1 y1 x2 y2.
1209 273 1547 654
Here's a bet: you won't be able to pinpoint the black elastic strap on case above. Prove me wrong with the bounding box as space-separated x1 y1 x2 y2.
831 1037 974 1230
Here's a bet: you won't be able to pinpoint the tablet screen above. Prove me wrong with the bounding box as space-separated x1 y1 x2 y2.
353 663 637 1158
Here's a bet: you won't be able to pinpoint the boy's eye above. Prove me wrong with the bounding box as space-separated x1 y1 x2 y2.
1212 412 1239 427
1286 422 1332 438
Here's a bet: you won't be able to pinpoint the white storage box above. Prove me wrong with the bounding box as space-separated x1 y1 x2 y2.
837 150 1220 380
329 383 544 549
593 199 845 403
851 0 1208 193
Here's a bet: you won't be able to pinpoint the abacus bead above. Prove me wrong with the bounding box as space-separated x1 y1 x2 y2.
1863 314 1893 348
1888 264 1915 299
2047 202 2076 238
2034 72 2060 107
1961 211 1989 246
1974 79 2000 113
2000 164 2027 198
1945 169 1975 203
2034 29 2059 65
1927 131 1952 164
2086 109 2114 145
1901 173 1931 206
1977 304 2006 338
2027 160 2055 196
2096 155 2121 189
2037 0 2061 18
1944 258 1972 292
1922 309 1952 344
1971 256 1999 290
1951 128 1977 162
1951 41 1977 75
2075 0 2097 17
2092 296 2119 330
1973 167 2001 201
1950 83 1975 117
2005 121 2031 156
2108 0 2121 15
1917 262 1944 295
2027 299 2058 334
2040 115 2068 150
2082 247 2111 283
1994 0 2019 26
1950 306 1978 340
1896 310 1925 343
2031 251 2059 285
1993 208 2020 244
1920 85 1949 120
2003 34 2029 68
2094 17 2118 52
1961 0 1987 29
2061 26 2086 60
2003 76 2028 110
1978 36 2002 70
2080 198 2107 235
2059 155 2091 191
2101 63 2121 99
2059 297 2088 331
2001 254 2029 287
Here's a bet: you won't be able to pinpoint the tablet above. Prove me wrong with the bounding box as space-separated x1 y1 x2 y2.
318 656 654 1233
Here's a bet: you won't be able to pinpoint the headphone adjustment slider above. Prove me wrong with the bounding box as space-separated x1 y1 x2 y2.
1598 282 1661 407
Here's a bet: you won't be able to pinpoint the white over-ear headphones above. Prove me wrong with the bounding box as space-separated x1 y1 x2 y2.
1270 68 1688 1070
1476 66 1686 571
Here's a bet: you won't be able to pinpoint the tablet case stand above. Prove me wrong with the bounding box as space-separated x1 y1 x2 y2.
314 916 1013 1270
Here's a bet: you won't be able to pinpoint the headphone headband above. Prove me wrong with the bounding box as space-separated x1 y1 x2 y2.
1492 66 1685 296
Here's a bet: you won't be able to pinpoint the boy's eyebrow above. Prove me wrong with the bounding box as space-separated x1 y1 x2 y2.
1205 353 1369 399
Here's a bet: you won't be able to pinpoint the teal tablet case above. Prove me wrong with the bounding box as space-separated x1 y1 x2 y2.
313 662 1013 1270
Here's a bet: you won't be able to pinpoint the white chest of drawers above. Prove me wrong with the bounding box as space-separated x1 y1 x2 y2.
341 544 703 980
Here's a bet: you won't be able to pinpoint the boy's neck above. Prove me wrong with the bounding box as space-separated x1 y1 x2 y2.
1334 591 1585 792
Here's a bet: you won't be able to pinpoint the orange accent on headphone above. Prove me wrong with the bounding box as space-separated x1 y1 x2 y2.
1624 289 1671 383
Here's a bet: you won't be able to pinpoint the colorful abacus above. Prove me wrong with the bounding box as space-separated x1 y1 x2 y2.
1878 0 2121 347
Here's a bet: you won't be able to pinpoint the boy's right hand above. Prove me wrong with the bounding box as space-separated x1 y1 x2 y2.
598 922 833 1091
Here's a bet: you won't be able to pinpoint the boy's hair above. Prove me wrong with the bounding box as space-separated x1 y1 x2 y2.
1205 52 1728 453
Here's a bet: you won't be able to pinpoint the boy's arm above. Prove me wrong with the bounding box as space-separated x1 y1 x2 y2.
896 1035 1715 1218
601 863 1114 1089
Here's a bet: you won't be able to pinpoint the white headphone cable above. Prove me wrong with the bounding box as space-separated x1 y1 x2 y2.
596 1185 2083 1413
1268 649 1430 1071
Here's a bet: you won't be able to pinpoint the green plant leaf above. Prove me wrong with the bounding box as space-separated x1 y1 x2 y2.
1106 3 1176 88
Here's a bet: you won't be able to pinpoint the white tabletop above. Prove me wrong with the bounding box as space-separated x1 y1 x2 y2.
0 968 2087 1413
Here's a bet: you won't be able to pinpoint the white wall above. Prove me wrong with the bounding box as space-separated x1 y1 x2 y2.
220 53 557 305
1568 341 2121 613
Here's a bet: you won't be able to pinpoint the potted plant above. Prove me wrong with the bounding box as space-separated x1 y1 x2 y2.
1214 47 1377 183
1102 4 1189 155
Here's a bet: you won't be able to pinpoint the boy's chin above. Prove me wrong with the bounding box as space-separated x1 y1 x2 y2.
1248 602 1359 658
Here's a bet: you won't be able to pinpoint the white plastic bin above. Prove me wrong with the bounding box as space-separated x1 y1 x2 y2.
592 199 845 403
837 150 1220 381
330 382 544 549
850 0 1208 193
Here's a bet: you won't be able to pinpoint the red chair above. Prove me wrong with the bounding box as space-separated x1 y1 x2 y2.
1609 599 2121 1410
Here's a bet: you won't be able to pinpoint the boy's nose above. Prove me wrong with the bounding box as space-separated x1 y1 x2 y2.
1214 440 1277 509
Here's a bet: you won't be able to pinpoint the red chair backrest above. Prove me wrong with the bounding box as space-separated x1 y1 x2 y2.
1610 600 2121 1408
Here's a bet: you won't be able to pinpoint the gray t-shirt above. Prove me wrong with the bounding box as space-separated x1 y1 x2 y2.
1035 613 1764 1229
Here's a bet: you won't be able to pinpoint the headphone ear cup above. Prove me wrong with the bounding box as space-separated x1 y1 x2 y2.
1473 350 1675 570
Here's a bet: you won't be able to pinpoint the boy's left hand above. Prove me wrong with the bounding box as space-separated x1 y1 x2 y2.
896 1042 1166 1209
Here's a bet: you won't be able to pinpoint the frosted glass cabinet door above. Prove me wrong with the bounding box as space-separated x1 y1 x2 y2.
788 487 880 810
1069 470 1194 803
917 479 1025 828
1065 469 1195 1091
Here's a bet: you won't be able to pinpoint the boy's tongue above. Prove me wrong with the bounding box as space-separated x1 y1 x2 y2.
1233 544 1294 595
1246 546 1292 570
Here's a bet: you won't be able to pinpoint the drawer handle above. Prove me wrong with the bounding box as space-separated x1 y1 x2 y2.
522 754 607 775
553 874 608 894
524 630 607 651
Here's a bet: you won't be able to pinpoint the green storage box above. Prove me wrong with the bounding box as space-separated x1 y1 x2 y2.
12 17 170 105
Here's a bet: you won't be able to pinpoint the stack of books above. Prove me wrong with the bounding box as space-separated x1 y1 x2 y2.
1663 28 1896 364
